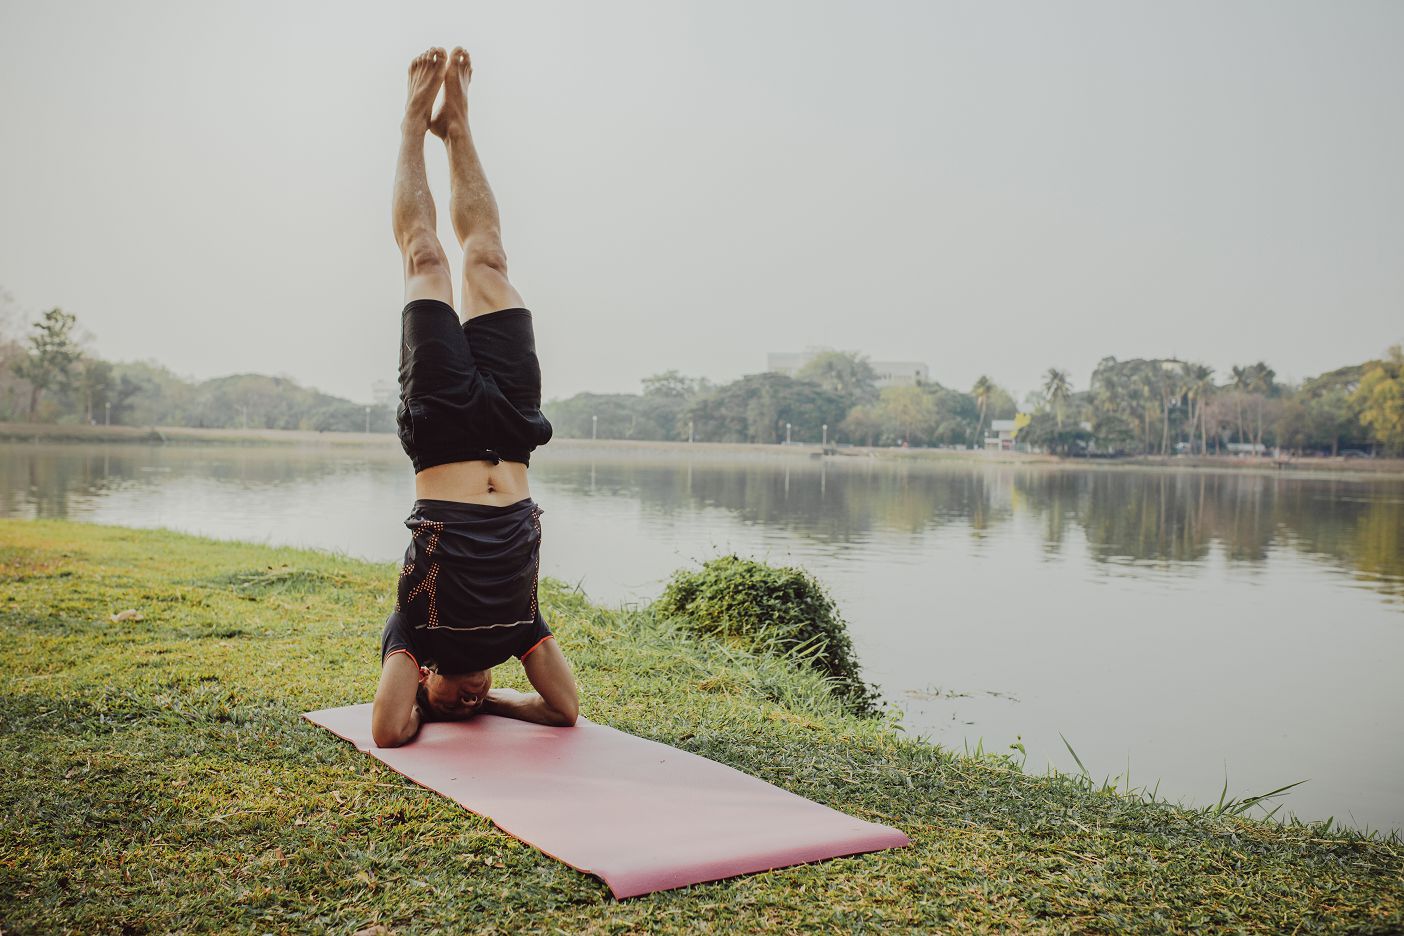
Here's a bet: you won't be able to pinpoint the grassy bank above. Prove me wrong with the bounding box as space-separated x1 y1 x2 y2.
1 520 1401 934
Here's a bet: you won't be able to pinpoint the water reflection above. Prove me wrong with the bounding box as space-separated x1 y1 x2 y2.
2 445 401 503
0 443 414 557
530 457 1404 603
537 458 1016 542
6 445 1401 604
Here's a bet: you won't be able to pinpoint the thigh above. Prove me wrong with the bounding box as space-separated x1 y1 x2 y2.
397 299 486 469
407 269 454 306
463 308 543 411
404 240 455 307
399 299 476 400
461 240 525 320
462 266 525 320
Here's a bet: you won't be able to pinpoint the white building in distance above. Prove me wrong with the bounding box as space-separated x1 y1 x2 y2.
371 379 398 407
869 361 930 388
767 351 929 389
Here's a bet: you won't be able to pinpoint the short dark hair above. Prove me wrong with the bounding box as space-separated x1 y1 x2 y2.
415 681 444 720
415 661 483 722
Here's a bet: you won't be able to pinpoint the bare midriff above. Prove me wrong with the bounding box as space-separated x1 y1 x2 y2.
414 459 531 507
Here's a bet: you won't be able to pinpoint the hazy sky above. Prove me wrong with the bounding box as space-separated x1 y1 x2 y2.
1 0 1400 404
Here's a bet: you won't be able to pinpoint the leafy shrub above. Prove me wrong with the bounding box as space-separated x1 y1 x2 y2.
655 555 881 717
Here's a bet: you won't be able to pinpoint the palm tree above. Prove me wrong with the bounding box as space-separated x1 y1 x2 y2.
1230 365 1252 446
971 375 993 446
1246 362 1276 453
1181 363 1215 454
1043 368 1072 429
1246 362 1276 393
1132 361 1161 454
1158 362 1189 455
1225 362 1277 454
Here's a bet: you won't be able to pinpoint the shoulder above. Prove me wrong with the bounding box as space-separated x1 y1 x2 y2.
381 611 420 662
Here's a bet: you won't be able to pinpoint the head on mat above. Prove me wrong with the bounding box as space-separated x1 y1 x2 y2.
415 662 492 721
369 46 580 749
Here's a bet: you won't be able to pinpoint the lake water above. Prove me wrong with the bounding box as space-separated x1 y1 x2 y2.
3 440 1401 835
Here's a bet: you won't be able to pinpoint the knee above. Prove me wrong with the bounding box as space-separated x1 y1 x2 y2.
403 235 451 278
465 238 509 276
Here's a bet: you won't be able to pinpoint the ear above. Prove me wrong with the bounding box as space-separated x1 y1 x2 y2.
418 666 430 685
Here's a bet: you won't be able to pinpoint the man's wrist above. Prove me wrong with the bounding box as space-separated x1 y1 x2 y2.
480 688 516 717
481 689 568 726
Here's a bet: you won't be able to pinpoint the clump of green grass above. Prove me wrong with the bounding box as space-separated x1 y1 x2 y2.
204 564 366 601
655 554 882 718
1046 732 1313 826
1 520 1401 935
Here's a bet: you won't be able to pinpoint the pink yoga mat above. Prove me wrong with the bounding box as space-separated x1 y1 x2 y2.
304 703 910 898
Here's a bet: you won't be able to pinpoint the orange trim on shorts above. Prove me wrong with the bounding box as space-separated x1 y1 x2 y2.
384 647 419 669
519 634 554 660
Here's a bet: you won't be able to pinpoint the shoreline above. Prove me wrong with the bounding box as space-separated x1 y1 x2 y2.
4 421 1402 478
0 421 395 448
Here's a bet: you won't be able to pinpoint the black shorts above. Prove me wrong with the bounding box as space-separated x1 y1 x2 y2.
396 300 553 471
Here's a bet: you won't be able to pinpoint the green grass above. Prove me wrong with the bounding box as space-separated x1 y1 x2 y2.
1 520 1400 934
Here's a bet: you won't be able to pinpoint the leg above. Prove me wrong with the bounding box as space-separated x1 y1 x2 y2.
393 48 454 307
430 48 526 319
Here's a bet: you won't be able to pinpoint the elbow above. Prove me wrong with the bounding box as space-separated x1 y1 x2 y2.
553 704 579 728
371 714 416 748
372 726 406 748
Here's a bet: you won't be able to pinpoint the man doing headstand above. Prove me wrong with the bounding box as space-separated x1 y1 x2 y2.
372 47 579 748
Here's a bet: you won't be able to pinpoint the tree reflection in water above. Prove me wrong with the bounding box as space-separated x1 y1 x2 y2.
535 456 1404 604
3 444 1400 605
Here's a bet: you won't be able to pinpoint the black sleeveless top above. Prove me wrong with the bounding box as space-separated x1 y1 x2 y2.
380 497 552 673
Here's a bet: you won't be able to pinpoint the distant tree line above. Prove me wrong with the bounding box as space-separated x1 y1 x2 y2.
1018 353 1404 457
549 348 1404 457
547 352 1020 448
5 298 1402 455
0 303 394 432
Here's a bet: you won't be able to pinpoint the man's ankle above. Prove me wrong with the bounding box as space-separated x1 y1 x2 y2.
440 120 470 143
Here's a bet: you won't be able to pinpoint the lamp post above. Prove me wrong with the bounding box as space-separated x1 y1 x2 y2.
785 422 791 444
688 419 694 443
592 414 597 440
822 424 827 447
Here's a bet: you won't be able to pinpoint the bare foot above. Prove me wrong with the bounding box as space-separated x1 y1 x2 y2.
429 47 471 140
404 47 448 131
